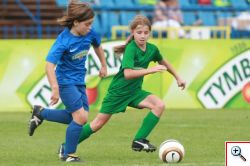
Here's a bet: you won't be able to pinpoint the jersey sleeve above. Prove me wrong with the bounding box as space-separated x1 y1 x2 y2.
153 47 163 62
91 29 101 48
46 37 66 64
121 45 136 69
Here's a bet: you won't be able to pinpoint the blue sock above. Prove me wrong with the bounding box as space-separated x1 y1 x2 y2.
64 121 83 156
41 108 72 124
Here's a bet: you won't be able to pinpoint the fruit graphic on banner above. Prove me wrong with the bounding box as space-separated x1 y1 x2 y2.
85 76 101 104
242 82 250 103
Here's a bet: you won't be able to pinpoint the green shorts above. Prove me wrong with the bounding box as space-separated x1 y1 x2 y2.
99 90 151 114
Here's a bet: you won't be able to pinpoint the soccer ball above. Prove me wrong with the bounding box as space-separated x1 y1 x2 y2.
159 139 185 163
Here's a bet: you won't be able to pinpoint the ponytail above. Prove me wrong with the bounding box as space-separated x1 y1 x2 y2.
114 34 134 55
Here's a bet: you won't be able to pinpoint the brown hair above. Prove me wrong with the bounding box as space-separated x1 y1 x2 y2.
57 0 95 29
114 15 151 54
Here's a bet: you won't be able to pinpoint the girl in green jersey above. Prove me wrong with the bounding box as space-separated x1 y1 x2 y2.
59 15 186 156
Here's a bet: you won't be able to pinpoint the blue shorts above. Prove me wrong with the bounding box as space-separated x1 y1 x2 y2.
59 85 89 113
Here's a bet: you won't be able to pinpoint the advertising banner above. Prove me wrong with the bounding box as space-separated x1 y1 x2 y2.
0 39 250 111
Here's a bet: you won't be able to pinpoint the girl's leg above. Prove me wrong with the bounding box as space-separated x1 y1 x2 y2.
60 85 89 160
59 113 111 159
41 108 72 124
28 105 72 136
132 95 165 152
64 107 88 158
29 85 86 137
78 113 112 143
134 94 165 140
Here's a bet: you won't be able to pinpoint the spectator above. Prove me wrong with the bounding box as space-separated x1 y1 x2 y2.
153 0 202 27
152 0 185 37
232 12 250 31
153 0 183 28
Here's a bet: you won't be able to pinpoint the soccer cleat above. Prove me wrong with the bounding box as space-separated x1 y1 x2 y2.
61 154 81 162
28 105 44 136
58 143 65 160
132 139 157 152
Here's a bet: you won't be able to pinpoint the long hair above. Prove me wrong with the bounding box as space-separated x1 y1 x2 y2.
57 0 95 29
114 15 152 55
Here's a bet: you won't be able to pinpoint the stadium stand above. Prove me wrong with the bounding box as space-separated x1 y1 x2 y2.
113 0 134 7
98 0 114 7
0 0 250 39
179 0 192 7
231 0 248 7
0 0 63 38
198 11 217 26
183 11 197 26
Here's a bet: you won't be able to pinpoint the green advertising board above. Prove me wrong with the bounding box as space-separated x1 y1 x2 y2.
0 39 250 112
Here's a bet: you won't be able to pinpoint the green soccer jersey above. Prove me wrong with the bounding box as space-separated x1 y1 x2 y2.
108 40 163 95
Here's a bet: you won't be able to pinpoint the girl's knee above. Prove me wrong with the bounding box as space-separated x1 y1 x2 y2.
158 102 165 111
153 102 165 116
78 115 88 125
156 101 165 112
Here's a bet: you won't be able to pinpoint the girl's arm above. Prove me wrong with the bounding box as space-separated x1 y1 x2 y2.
45 62 59 105
124 65 167 80
158 59 186 90
93 45 107 77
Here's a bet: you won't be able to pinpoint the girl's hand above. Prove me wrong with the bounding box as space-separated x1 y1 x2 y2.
50 87 59 106
150 65 167 73
177 78 186 90
99 66 107 78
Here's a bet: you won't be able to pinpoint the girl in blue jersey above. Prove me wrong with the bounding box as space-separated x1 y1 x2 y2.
28 0 107 162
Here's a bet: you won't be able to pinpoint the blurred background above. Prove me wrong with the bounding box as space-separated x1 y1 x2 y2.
0 0 250 39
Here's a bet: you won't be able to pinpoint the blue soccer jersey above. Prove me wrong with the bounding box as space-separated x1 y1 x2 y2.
46 28 101 85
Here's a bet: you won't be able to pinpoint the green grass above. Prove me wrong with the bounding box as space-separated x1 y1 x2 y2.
1 109 250 166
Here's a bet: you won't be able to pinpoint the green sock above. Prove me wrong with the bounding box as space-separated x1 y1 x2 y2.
78 123 94 144
134 111 160 140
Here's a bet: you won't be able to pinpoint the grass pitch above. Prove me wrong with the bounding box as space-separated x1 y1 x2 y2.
1 109 249 166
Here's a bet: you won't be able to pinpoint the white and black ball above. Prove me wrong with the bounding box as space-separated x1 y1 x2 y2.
159 139 185 163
